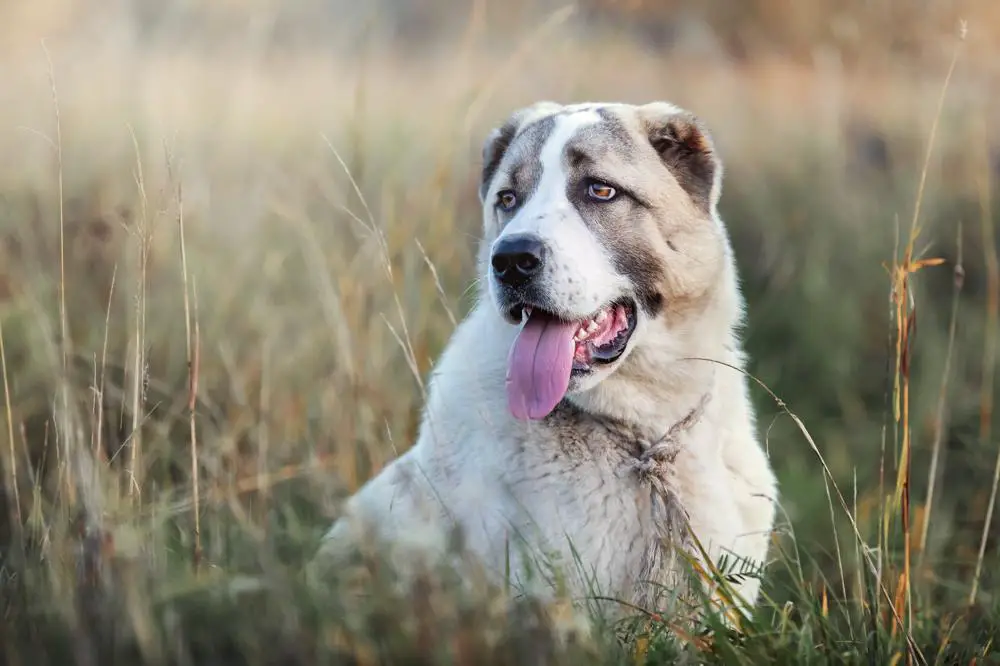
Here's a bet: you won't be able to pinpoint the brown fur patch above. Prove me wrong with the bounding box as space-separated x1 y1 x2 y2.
479 103 562 203
480 121 518 201
644 111 719 214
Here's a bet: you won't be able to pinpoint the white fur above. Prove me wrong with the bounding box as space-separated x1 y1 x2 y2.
486 111 629 318
314 101 778 621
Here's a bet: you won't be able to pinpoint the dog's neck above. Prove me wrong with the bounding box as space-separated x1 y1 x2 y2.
569 353 721 442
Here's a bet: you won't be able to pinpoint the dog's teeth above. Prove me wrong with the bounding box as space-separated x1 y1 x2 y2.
586 320 598 333
596 310 608 323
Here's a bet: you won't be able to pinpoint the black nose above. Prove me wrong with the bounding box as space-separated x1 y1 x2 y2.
491 234 547 288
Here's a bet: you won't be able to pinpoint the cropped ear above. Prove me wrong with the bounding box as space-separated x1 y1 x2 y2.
479 101 564 202
639 104 722 213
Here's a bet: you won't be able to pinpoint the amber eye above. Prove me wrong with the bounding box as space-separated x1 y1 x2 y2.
587 182 617 201
497 190 518 211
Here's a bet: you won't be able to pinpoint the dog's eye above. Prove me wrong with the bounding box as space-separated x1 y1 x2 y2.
496 190 518 211
587 182 617 201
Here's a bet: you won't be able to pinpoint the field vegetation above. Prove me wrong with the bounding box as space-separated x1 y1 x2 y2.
1 1 999 663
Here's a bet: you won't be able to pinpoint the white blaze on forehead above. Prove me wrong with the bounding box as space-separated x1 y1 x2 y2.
531 110 601 213
494 110 630 317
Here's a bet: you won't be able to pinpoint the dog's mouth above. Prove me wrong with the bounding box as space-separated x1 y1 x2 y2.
504 298 637 421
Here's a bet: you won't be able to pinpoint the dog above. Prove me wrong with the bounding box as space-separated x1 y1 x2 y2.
312 100 778 620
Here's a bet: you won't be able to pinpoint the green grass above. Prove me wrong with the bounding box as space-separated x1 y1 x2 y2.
0 10 998 664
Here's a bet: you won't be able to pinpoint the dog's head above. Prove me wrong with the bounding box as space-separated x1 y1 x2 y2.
477 101 737 421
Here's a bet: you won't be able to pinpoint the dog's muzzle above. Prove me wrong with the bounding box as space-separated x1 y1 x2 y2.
491 233 548 289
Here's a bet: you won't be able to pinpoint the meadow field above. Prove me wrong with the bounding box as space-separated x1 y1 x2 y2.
1 1 1000 663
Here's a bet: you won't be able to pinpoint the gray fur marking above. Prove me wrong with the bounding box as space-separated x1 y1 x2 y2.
480 116 556 206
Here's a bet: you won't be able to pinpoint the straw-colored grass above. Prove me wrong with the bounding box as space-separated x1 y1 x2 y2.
1 2 998 663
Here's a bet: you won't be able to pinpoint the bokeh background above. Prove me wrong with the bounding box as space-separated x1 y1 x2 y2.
0 0 998 662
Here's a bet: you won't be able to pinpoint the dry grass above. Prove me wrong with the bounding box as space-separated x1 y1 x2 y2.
1 1 999 663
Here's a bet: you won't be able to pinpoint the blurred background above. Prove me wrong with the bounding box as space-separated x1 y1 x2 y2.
0 0 998 656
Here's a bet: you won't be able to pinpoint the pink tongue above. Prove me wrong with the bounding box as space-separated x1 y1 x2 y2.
506 313 578 420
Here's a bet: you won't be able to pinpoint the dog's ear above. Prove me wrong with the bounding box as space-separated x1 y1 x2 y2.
479 101 563 203
479 122 517 203
639 104 722 214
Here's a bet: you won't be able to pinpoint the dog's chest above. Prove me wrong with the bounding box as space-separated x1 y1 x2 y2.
494 419 659 594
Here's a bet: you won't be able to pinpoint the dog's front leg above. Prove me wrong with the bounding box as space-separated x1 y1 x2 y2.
308 450 457 587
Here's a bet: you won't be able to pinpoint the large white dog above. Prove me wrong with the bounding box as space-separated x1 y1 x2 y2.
313 100 778 618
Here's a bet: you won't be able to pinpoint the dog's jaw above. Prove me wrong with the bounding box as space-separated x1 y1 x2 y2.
566 259 744 437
